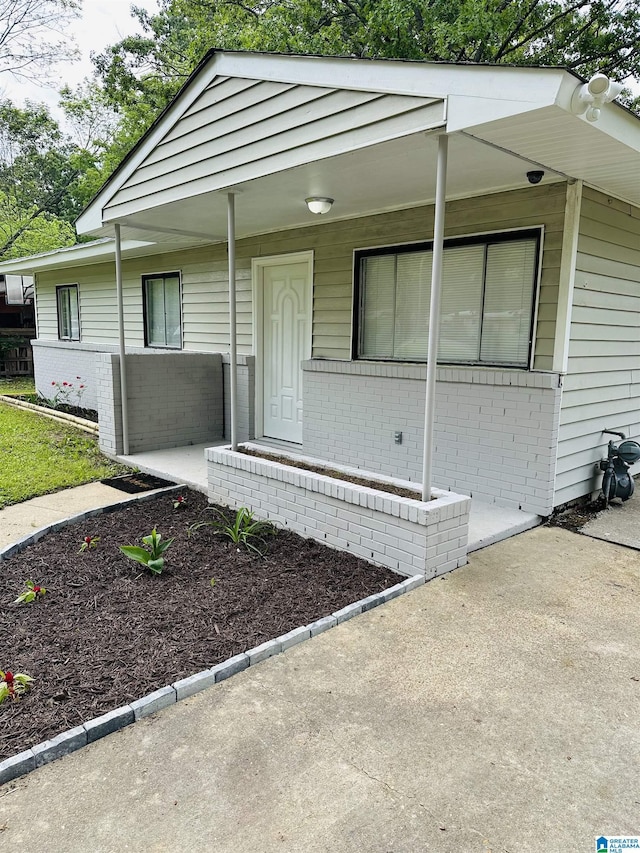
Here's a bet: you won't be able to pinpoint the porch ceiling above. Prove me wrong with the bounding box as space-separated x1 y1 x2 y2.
467 108 640 206
107 129 560 249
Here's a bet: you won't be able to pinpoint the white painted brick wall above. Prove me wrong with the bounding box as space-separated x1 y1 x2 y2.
302 361 562 516
32 341 103 410
207 444 471 578
222 354 255 442
96 354 122 456
33 343 230 453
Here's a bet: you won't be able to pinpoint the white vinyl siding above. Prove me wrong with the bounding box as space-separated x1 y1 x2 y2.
556 187 640 506
56 285 79 341
105 77 443 221
35 185 565 366
143 273 181 348
357 234 539 367
36 247 253 355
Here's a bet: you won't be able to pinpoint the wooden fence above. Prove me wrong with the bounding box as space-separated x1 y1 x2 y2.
0 330 35 377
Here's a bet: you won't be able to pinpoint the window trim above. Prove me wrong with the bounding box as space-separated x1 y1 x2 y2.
352 227 543 369
56 284 80 342
142 271 183 350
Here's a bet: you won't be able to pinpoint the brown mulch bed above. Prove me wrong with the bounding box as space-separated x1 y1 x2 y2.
545 496 607 533
238 445 428 500
0 489 399 762
12 394 99 423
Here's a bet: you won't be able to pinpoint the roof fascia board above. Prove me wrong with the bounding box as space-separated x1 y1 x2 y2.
447 95 559 132
0 240 153 275
213 51 566 102
565 97 640 153
465 100 640 162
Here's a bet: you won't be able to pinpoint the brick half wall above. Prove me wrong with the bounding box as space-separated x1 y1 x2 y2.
302 361 562 516
207 444 470 578
97 352 224 455
32 341 103 410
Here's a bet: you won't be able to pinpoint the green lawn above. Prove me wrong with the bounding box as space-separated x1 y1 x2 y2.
0 401 130 508
0 377 36 396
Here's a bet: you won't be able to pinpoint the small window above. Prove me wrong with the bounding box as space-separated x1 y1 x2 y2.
355 230 541 368
56 285 80 341
143 273 182 349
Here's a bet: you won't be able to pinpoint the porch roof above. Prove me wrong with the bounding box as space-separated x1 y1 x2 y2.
0 50 639 277
76 50 640 244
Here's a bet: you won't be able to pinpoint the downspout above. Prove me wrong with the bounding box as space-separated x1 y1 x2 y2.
421 133 449 502
114 224 129 455
227 192 238 450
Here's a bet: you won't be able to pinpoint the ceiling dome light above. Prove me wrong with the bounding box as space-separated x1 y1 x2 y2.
305 197 334 215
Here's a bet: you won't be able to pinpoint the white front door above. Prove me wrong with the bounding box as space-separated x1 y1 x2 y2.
259 257 311 443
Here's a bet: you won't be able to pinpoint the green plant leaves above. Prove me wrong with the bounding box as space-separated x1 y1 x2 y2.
141 529 174 556
0 670 33 704
189 507 276 555
119 528 174 574
119 545 153 566
14 579 46 604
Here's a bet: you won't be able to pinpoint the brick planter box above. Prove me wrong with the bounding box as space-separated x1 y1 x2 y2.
206 444 470 578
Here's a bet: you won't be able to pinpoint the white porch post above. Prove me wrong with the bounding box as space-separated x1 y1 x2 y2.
114 224 129 455
227 192 238 450
421 134 449 502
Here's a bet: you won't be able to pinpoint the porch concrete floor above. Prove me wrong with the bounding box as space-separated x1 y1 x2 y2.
467 499 540 552
117 443 541 554
116 442 219 493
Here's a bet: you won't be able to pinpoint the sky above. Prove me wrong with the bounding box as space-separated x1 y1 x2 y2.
0 0 160 115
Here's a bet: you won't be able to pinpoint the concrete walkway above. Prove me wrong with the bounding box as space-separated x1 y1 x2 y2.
581 494 640 549
0 482 138 548
2 526 639 851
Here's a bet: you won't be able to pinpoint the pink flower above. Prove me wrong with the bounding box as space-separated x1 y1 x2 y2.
62 382 68 387
51 381 56 386
80 385 85 389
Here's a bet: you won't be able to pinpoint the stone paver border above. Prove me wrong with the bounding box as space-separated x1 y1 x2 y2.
0 485 181 563
0 394 99 436
0 489 424 787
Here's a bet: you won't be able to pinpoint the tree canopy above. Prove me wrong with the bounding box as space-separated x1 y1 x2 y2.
0 99 101 258
0 0 81 81
94 0 640 125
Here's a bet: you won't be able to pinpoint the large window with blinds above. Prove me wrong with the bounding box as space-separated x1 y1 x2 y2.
143 272 182 349
355 230 541 368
